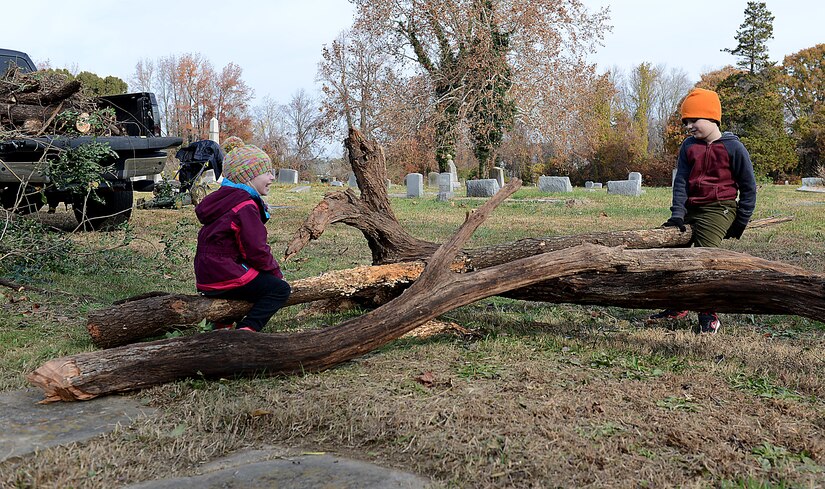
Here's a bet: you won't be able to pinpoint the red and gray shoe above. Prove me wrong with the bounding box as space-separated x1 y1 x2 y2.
647 309 689 322
697 312 721 334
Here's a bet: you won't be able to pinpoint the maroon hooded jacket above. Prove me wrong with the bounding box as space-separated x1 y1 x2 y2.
194 186 283 292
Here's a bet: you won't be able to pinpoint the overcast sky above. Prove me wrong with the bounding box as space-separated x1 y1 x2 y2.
5 0 823 106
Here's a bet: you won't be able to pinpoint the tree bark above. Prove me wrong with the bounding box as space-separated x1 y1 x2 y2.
0 102 58 122
84 216 818 350
8 80 82 106
28 180 825 402
85 225 700 348
87 262 425 348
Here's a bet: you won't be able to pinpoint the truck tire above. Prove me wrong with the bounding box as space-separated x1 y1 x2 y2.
73 185 133 231
0 184 43 214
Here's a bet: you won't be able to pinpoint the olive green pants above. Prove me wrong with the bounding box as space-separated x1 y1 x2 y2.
685 200 738 248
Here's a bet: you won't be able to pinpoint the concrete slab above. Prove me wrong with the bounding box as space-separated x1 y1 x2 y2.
124 449 431 489
0 389 154 462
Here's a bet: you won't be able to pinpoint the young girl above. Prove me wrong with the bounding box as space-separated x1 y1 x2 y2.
194 144 290 331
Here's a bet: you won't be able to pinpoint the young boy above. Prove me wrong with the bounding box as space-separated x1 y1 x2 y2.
648 88 757 334
194 144 291 332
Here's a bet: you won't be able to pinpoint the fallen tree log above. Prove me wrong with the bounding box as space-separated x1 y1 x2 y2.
86 216 792 348
27 180 825 402
0 102 59 123
87 262 425 348
30 180 521 401
6 79 82 106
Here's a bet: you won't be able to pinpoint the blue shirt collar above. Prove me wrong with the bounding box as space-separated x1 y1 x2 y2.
221 178 260 197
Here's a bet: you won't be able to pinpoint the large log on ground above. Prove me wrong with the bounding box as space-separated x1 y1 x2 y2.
85 216 793 348
87 263 425 348
27 181 825 402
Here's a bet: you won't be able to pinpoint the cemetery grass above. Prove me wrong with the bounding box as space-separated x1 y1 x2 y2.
0 184 824 488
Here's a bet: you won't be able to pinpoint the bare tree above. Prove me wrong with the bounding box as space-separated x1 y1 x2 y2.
612 63 692 157
130 58 155 93
251 95 288 166
318 29 389 139
281 89 323 177
651 67 691 154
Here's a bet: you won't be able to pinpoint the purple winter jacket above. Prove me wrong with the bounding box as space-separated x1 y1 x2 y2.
194 186 283 292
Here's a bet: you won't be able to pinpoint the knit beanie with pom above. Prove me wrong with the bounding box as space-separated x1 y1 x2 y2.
221 136 245 154
681 88 722 123
222 145 272 184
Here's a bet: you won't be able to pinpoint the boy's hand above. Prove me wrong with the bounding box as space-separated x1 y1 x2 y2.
725 221 747 239
662 217 686 232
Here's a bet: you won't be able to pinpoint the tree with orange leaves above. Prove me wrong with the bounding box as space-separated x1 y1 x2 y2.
131 54 253 143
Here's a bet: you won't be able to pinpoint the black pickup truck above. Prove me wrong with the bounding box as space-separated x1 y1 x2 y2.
0 48 182 229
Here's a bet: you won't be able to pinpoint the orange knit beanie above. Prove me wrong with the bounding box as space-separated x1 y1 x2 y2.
680 88 722 122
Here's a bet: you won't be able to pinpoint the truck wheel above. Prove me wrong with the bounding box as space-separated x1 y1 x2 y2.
0 184 43 214
73 186 133 231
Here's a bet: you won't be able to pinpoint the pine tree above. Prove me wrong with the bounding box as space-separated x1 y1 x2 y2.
722 1 775 74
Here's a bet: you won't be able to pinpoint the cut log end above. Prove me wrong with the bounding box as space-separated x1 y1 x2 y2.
25 358 96 403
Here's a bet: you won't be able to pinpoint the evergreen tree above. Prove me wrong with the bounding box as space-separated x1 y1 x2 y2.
722 1 775 74
717 68 796 178
42 69 127 97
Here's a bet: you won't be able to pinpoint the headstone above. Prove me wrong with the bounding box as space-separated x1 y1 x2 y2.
585 181 594 189
491 167 505 188
290 185 311 193
628 172 642 184
405 173 424 198
331 181 343 187
348 173 358 188
436 172 453 201
428 172 440 187
208 117 219 143
386 178 392 189
672 169 678 187
277 169 299 184
447 159 461 189
607 179 642 196
538 176 573 193
466 179 500 197
591 182 603 189
801 177 824 187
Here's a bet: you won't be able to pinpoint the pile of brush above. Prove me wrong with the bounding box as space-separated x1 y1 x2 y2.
0 65 119 138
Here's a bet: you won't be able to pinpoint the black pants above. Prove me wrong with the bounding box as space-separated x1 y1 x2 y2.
204 273 291 331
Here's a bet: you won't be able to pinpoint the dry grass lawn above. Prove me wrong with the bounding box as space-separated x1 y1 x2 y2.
1 183 823 488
